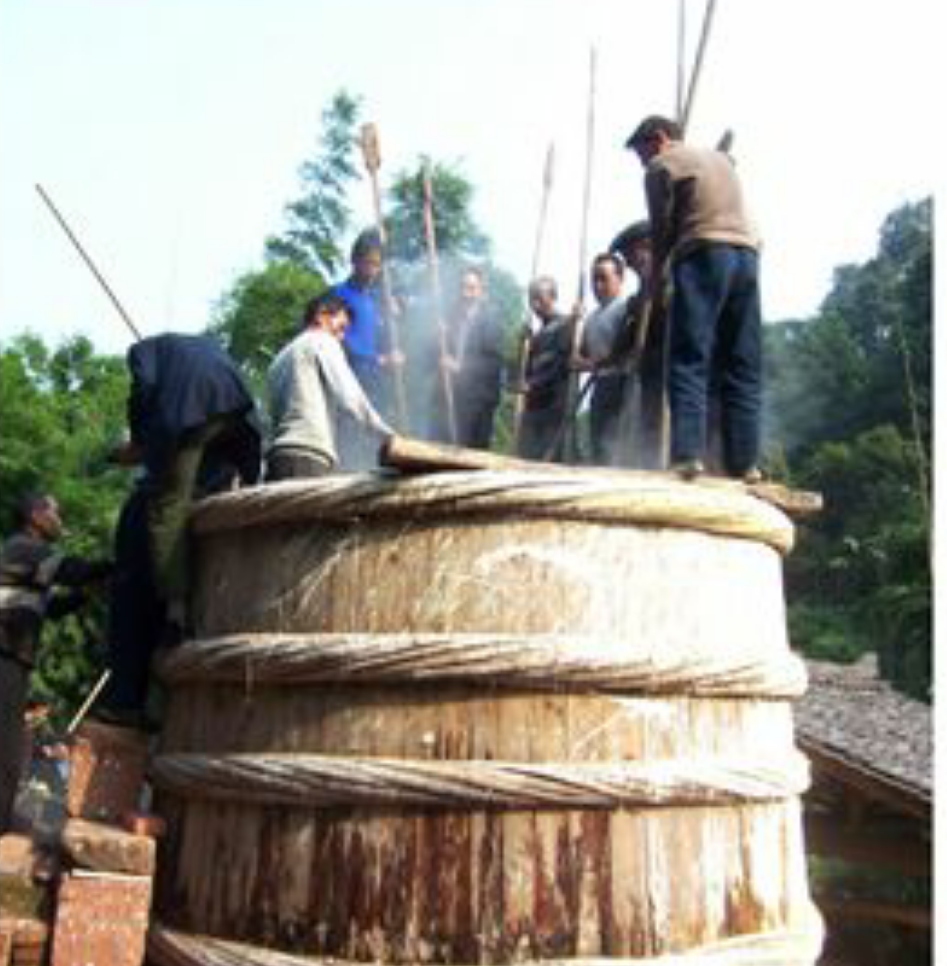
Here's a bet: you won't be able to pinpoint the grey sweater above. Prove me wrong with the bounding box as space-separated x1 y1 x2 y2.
267 328 391 469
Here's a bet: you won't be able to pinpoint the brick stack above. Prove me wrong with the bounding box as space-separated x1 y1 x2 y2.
0 834 52 966
47 721 159 966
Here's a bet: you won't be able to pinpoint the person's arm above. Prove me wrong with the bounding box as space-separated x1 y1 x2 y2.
125 341 158 448
53 555 114 588
644 165 674 295
319 335 393 436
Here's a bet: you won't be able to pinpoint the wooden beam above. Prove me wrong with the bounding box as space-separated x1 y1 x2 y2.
802 739 932 822
817 897 931 931
380 435 823 518
805 814 931 876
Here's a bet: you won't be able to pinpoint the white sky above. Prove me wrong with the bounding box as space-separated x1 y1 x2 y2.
0 0 937 357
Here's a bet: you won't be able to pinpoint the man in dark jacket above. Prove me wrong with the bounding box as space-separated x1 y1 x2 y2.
516 276 577 463
1 493 112 833
119 332 261 617
434 266 504 449
97 333 261 725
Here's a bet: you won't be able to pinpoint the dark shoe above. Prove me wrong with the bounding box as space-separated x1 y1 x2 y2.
671 459 705 481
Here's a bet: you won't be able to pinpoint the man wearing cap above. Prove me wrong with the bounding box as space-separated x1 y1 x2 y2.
625 115 762 482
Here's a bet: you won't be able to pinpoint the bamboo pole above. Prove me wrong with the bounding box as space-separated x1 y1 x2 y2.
675 0 688 123
556 47 596 463
358 124 409 430
66 670 112 735
422 164 458 444
513 143 556 451
35 184 143 341
680 0 720 135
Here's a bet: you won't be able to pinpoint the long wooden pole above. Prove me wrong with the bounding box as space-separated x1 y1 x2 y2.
680 0 720 135
422 164 458 444
513 142 556 451
358 124 409 430
556 47 597 463
676 0 688 124
35 183 143 341
576 47 597 308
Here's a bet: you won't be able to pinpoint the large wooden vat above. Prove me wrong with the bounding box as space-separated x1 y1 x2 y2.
149 470 823 964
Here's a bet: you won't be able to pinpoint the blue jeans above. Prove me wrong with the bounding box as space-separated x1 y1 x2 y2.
668 244 762 475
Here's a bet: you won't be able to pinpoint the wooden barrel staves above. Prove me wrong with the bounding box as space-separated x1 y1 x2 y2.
149 470 823 965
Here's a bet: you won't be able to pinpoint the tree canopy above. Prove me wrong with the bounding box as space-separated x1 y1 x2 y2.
764 199 931 700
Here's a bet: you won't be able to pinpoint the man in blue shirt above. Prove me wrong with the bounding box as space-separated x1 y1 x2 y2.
331 229 403 415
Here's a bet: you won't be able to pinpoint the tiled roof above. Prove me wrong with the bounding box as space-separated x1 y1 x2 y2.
795 654 932 804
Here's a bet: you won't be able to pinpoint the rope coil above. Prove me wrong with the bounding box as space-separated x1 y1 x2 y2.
190 471 794 554
148 915 824 966
157 632 808 699
151 750 810 809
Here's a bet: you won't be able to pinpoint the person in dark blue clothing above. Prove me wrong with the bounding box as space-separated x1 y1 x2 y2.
97 333 261 725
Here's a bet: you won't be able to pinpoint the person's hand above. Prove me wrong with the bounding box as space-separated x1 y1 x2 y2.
440 354 460 374
108 440 143 466
380 350 406 368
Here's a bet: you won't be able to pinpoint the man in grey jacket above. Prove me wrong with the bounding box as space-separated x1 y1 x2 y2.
626 115 762 482
266 292 394 480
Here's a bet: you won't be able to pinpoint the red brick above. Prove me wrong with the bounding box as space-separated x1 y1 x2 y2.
0 836 35 877
61 819 156 876
0 919 49 966
67 722 150 824
52 872 151 966
122 812 166 839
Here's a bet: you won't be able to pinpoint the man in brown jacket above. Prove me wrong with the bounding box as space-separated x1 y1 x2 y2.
626 115 762 482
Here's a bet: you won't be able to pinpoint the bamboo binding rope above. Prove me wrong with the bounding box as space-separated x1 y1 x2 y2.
157 631 808 698
189 468 794 554
151 749 810 809
149 917 825 966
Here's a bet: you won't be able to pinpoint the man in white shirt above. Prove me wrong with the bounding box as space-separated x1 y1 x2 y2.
266 293 394 481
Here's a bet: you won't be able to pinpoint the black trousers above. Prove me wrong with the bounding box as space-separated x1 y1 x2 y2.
99 484 165 714
0 652 29 834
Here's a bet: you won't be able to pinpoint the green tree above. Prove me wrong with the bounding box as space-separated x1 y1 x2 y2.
765 199 932 700
371 159 527 443
265 89 363 277
0 334 131 725
385 158 490 264
210 260 325 395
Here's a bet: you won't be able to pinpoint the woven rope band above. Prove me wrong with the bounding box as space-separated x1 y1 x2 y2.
190 471 794 554
148 915 824 966
151 750 810 809
157 632 807 699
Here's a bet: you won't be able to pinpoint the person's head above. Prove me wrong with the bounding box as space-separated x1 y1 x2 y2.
15 493 63 541
302 292 353 341
459 265 486 305
590 252 625 306
528 276 558 321
350 228 384 287
624 115 681 166
609 221 652 279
